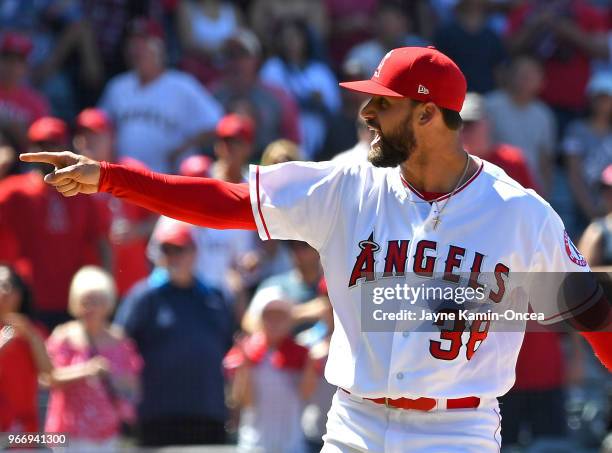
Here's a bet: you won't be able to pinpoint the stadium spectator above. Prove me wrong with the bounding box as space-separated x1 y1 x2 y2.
73 108 157 298
0 127 20 181
194 113 258 311
563 72 612 230
212 29 300 159
115 221 234 446
224 286 319 453
579 165 612 267
45 266 142 451
460 92 536 189
179 154 213 178
505 0 609 132
176 0 243 85
0 4 95 120
0 117 108 330
0 32 49 152
485 56 556 195
98 18 223 173
260 19 341 159
499 329 584 451
261 139 302 166
243 241 327 337
324 0 379 67
0 264 52 434
345 2 429 78
150 114 258 314
300 278 335 453
433 0 506 94
249 0 329 54
79 0 165 79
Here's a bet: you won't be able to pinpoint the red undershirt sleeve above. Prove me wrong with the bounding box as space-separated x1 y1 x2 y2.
98 161 257 230
580 332 612 373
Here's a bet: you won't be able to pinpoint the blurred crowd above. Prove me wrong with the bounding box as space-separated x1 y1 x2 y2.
1 0 612 452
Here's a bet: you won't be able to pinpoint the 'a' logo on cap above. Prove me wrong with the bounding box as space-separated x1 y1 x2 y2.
374 51 393 79
418 84 429 95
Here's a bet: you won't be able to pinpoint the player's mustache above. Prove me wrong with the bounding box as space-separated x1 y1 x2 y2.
365 121 381 132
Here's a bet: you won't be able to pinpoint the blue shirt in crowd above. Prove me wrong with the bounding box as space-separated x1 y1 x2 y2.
114 271 234 423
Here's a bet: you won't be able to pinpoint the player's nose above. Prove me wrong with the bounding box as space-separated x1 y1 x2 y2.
360 99 377 122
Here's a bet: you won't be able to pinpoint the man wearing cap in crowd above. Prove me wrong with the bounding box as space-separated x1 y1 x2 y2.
212 28 300 160
460 92 535 190
0 32 49 151
20 46 612 451
0 116 107 330
73 108 158 297
114 220 234 447
150 113 258 312
98 18 223 173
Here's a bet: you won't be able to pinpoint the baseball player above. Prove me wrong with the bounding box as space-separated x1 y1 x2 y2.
21 47 612 452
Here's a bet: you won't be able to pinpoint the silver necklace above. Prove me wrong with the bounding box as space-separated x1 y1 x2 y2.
430 153 470 230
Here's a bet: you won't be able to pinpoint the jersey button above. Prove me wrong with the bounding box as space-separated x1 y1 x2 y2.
402 331 410 338
396 372 404 380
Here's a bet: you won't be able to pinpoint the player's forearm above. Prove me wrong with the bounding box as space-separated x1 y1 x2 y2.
99 162 257 230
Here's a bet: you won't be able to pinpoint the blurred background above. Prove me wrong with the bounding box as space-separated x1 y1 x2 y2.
0 0 611 452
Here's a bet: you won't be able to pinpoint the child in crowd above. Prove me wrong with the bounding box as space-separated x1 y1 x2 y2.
224 286 321 453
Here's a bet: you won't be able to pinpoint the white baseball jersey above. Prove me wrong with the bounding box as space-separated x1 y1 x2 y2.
99 70 223 173
248 156 597 400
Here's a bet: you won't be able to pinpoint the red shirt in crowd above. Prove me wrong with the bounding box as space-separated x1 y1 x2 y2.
0 173 104 312
0 85 49 126
93 193 154 297
0 323 48 433
507 1 609 111
486 144 536 190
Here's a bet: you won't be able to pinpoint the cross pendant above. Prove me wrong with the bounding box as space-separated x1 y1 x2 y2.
432 215 441 230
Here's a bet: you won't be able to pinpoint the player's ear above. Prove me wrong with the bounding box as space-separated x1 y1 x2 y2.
416 102 436 126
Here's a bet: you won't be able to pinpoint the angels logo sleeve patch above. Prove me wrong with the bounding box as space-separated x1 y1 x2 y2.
564 230 587 267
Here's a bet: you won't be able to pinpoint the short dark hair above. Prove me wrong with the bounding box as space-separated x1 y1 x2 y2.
412 100 463 131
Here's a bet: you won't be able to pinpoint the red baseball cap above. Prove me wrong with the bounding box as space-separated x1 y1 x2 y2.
154 221 194 248
216 113 254 143
28 117 68 145
339 46 467 112
128 18 165 40
179 155 212 178
76 108 112 134
0 32 33 57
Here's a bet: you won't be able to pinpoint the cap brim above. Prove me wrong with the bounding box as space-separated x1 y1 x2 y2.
339 79 404 98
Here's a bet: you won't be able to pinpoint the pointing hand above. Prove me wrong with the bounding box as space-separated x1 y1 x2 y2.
19 151 101 197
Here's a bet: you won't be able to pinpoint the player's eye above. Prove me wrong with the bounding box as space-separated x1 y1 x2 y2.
379 98 389 109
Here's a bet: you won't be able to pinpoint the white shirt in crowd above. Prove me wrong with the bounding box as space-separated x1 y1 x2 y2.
99 69 223 173
485 90 556 183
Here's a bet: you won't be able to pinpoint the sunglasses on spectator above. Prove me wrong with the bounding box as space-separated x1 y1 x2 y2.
160 243 193 255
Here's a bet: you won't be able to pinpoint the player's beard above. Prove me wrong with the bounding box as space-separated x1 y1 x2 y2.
368 111 417 168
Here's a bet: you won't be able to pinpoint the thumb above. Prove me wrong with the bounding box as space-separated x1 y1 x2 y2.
44 164 83 185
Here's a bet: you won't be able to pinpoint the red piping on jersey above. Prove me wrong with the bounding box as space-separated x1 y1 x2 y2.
400 161 484 202
542 284 601 323
255 165 272 240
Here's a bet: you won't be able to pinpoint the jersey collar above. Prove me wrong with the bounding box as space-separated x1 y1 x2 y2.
399 158 484 202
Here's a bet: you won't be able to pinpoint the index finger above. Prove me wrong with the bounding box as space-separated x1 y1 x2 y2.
19 152 66 167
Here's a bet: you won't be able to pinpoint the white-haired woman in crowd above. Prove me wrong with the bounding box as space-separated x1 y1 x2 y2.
45 266 142 452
